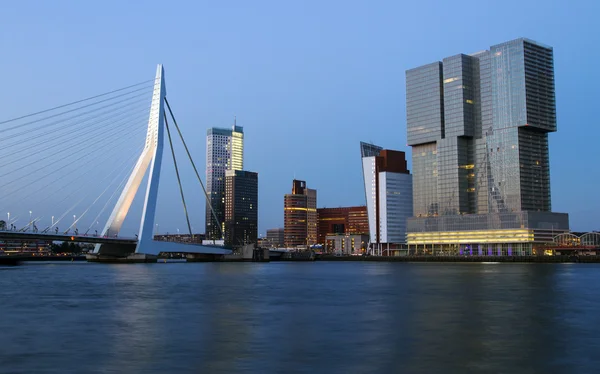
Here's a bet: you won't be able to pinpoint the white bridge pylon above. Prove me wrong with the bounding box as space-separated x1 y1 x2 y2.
94 65 230 256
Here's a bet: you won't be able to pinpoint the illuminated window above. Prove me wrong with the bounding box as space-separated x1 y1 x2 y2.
443 77 458 84
466 99 474 104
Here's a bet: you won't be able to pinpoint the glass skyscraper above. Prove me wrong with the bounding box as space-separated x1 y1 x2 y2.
405 38 568 255
205 124 244 240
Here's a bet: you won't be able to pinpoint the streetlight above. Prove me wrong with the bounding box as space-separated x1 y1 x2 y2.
51 216 54 227
73 215 77 231
7 212 9 227
155 223 159 235
29 211 32 231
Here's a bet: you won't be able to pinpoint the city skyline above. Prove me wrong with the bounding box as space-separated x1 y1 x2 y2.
0 1 598 235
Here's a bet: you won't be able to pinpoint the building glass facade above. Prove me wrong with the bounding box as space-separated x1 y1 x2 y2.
205 125 244 240
405 38 568 254
378 172 413 243
411 142 438 217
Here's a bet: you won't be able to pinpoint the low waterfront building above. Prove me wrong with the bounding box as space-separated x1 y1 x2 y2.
324 234 369 254
266 228 284 248
153 233 205 243
0 239 52 254
257 237 270 248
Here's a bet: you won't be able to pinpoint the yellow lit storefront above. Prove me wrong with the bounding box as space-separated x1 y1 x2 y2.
406 212 570 256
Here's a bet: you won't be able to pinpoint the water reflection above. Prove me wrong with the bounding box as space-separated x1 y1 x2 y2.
100 265 165 372
0 262 599 373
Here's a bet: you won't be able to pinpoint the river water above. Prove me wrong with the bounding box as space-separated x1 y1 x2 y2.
1 262 599 373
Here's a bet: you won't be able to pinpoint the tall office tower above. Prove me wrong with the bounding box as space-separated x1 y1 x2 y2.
224 170 258 247
284 180 317 248
205 123 244 240
361 148 413 246
405 38 568 255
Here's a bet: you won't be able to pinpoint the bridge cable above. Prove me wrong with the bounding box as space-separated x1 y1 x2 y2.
164 97 224 240
0 117 147 187
34 141 143 232
0 92 147 138
65 146 145 234
1 128 145 212
0 97 150 155
0 79 155 128
1 125 146 221
84 156 141 235
0 80 152 232
164 112 194 240
40 145 143 234
0 103 150 160
0 107 149 175
47 141 146 234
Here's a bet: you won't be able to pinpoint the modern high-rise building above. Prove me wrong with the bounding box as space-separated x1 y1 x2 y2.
205 123 244 240
361 147 413 246
224 170 258 247
360 141 383 158
316 206 369 244
284 180 317 248
405 38 569 255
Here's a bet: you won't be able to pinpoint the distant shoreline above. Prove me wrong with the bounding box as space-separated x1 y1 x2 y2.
309 254 600 263
3 254 599 264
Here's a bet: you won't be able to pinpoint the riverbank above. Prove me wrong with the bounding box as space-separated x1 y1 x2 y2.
0 255 87 265
314 254 600 263
3 253 600 264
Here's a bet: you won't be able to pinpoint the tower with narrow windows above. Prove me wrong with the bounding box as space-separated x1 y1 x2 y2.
205 123 244 240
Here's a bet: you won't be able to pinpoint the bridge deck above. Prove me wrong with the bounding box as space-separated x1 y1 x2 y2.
0 231 136 245
0 231 233 255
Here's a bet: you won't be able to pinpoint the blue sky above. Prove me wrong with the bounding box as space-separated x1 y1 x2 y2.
1 0 598 234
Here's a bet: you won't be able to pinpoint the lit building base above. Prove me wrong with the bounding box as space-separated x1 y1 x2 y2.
407 212 569 256
406 241 535 256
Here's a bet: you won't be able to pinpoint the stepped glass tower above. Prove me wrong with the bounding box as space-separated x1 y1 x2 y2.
405 38 569 256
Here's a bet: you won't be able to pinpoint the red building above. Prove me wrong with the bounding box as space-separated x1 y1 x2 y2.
317 206 369 244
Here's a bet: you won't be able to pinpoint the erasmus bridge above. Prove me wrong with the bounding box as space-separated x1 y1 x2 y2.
0 65 232 262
